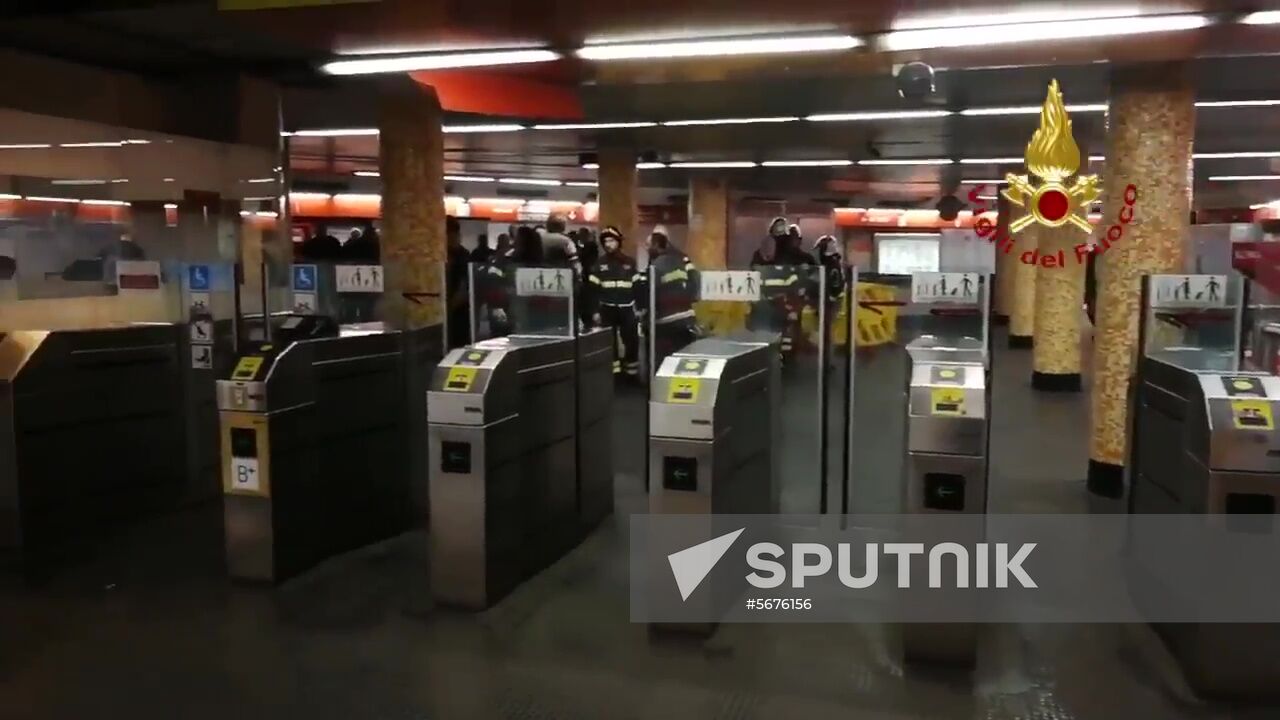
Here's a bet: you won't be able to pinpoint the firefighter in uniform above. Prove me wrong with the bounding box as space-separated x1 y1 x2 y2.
586 226 640 379
748 233 802 361
477 235 516 337
634 225 699 370
813 234 846 359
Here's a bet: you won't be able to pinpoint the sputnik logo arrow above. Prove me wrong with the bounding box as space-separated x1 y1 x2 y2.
667 528 745 601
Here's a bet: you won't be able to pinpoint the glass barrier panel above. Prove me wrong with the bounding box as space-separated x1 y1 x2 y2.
844 271 991 514
644 260 834 513
1244 277 1280 374
1141 272 1244 373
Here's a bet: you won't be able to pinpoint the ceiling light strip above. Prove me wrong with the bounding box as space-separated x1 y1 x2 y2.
533 122 656 130
760 160 853 167
577 34 860 61
879 13 1210 52
322 49 561 76
859 158 954 166
662 116 799 126
668 161 758 168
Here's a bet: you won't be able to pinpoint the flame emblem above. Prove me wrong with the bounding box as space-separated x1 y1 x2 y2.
1002 79 1099 234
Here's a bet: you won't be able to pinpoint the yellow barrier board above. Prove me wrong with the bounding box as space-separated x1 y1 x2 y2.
1231 399 1274 430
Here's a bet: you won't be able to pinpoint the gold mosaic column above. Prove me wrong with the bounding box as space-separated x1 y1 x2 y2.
1088 63 1194 497
993 193 1015 323
687 177 728 269
598 148 638 254
379 79 445 330
1031 221 1087 391
1008 208 1038 348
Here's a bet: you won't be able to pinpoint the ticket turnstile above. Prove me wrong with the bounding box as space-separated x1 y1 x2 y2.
426 329 614 610
902 335 990 666
0 325 189 568
648 337 780 515
218 316 438 583
904 336 990 515
1129 352 1280 697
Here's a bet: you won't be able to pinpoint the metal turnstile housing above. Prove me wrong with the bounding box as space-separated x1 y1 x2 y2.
648 337 780 515
902 336 990 667
219 321 440 583
427 330 614 610
1129 353 1280 697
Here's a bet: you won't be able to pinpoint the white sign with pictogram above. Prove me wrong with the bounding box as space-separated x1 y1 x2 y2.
515 267 573 297
911 272 981 304
1150 274 1228 309
699 270 762 302
335 264 384 293
191 343 213 370
292 292 317 314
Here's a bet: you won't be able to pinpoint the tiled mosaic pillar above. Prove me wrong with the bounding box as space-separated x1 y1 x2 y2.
598 148 638 254
1008 208 1037 348
993 193 1015 324
688 177 728 270
1032 221 1087 391
1088 63 1194 497
379 79 445 330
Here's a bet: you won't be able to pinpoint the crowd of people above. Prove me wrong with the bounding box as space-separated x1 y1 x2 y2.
296 214 845 377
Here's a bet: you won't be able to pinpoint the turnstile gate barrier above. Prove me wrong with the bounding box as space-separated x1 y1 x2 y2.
426 329 614 609
218 315 436 583
902 334 990 667
648 337 780 515
1129 351 1280 696
904 336 990 515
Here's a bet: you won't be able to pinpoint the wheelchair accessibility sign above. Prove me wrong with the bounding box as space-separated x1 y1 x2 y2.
291 264 317 292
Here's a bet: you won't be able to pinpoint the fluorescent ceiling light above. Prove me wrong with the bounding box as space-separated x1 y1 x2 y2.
284 128 380 137
637 162 668 169
0 193 20 200
959 157 1023 164
81 199 130 207
163 178 175 182
1089 155 1106 162
892 8 1144 30
467 197 526 205
578 34 860 61
668 161 758 168
960 103 1108 116
1196 99 1280 108
354 170 381 177
442 123 525 133
761 159 853 167
566 181 599 187
1209 175 1280 181
859 158 954 166
59 141 123 148
0 143 51 149
880 14 1209 52
1243 10 1280 24
289 192 333 200
1194 151 1280 159
445 175 496 183
976 194 999 200
662 116 799 126
533 122 656 130
334 193 381 201
125 139 151 145
500 177 563 186
163 203 178 209
25 196 81 203
963 179 1008 184
581 162 600 170
256 211 279 218
50 179 108 186
244 196 275 201
322 49 561 75
808 109 952 122
111 178 129 183
246 177 275 184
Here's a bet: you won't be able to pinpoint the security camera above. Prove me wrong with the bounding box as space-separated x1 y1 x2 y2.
895 62 936 101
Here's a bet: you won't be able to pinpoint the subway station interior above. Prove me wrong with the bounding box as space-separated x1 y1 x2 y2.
7 1 1280 718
